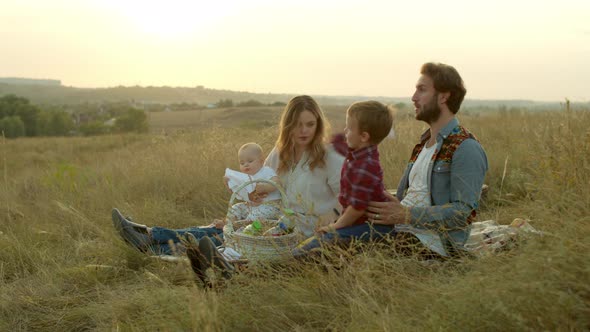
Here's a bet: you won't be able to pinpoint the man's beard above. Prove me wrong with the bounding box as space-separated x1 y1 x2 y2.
416 93 441 124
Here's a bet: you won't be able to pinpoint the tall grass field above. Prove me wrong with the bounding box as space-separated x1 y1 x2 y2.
1 106 589 331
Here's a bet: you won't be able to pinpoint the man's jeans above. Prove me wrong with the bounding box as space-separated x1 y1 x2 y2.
150 226 224 255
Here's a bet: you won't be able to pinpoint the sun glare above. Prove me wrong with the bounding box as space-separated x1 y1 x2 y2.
103 0 236 40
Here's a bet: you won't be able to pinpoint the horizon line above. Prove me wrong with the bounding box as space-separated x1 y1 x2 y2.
0 77 586 104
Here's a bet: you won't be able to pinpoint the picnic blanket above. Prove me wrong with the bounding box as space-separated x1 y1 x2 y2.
464 218 541 253
396 218 541 256
154 218 540 262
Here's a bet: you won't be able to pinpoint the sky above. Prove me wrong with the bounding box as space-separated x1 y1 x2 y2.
1 0 589 101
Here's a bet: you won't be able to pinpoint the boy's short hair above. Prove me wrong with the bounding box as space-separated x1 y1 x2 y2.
238 142 263 157
347 101 393 145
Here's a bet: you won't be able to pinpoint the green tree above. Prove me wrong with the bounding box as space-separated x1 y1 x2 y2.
0 116 26 138
36 111 51 136
217 99 234 108
0 94 40 136
79 121 109 136
48 111 74 136
237 99 264 107
115 108 148 133
394 102 407 110
37 110 74 136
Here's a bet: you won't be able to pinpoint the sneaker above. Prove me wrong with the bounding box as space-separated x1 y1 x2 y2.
198 236 235 280
185 235 235 286
113 209 149 233
185 233 213 287
112 208 152 252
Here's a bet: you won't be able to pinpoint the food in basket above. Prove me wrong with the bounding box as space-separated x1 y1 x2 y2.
242 220 263 236
262 212 299 236
262 225 284 236
263 222 290 236
278 214 295 231
236 218 297 237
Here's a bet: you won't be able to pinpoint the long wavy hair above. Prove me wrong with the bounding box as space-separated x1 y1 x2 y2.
275 95 329 175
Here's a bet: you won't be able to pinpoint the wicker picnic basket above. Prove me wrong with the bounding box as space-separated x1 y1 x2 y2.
222 179 303 262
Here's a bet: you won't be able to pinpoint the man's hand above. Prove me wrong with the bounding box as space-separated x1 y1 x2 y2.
366 190 409 225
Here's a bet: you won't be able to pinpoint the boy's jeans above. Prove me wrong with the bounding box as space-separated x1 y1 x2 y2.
292 223 397 257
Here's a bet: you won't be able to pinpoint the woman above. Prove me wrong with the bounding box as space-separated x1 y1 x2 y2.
112 95 344 256
187 99 401 284
263 95 344 237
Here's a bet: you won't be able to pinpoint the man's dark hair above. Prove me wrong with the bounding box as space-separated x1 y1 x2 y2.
421 62 466 114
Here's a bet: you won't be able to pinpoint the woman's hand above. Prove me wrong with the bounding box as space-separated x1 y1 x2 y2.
223 176 231 193
366 191 409 225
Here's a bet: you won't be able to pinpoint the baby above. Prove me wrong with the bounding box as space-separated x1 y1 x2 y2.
225 142 281 224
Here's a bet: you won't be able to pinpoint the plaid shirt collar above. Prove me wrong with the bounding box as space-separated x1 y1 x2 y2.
346 144 379 161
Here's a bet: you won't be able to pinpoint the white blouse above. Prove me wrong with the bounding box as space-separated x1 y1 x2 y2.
265 145 344 236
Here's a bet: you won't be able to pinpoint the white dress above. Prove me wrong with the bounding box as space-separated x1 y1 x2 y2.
264 146 344 237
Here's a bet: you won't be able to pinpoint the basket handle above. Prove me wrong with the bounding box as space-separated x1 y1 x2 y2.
226 178 289 230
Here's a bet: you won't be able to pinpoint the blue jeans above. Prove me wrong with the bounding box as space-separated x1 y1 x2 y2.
149 226 224 255
292 223 397 257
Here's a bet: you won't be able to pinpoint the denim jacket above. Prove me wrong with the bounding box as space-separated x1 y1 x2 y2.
396 118 488 254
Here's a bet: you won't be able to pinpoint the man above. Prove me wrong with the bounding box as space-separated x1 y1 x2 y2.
367 62 488 256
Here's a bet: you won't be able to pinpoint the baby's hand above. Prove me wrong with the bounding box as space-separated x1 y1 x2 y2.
254 185 270 196
248 191 266 205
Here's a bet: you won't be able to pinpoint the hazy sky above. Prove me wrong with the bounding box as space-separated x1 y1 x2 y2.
1 0 589 101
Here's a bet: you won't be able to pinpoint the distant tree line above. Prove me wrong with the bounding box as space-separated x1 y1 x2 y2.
0 93 290 138
124 99 285 111
0 77 61 86
0 83 299 105
134 98 285 110
215 99 286 108
0 94 148 138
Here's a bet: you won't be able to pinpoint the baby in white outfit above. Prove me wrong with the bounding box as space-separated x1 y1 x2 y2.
225 142 281 223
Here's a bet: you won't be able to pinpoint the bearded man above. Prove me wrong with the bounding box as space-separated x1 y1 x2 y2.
367 62 489 256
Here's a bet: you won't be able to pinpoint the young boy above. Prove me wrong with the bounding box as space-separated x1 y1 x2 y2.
317 100 393 233
225 142 282 223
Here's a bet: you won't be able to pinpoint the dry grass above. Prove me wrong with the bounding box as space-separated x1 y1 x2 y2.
148 106 285 133
1 107 589 331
